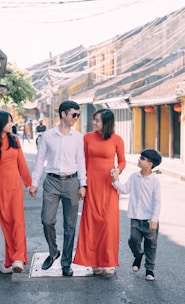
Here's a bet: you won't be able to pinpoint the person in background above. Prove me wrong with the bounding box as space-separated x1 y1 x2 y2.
22 120 30 144
111 149 162 281
35 118 47 149
29 100 87 277
0 111 32 273
28 119 33 139
73 108 126 278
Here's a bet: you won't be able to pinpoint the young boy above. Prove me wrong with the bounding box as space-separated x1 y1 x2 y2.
111 149 162 281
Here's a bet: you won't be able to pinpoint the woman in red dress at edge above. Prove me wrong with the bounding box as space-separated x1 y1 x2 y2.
73 108 126 278
0 111 31 273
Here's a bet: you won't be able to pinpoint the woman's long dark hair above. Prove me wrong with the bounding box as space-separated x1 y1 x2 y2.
0 111 19 159
93 108 115 140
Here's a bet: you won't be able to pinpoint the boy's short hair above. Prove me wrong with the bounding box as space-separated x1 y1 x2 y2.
141 149 162 169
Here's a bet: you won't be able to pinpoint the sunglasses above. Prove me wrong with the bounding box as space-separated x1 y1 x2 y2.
68 112 80 119
140 155 150 162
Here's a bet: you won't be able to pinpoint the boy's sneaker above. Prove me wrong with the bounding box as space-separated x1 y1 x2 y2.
132 253 143 272
145 269 155 281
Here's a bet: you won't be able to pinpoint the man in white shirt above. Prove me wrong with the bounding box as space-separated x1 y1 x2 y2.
29 100 87 276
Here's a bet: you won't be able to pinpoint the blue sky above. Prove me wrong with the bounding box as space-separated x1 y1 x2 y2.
0 0 185 69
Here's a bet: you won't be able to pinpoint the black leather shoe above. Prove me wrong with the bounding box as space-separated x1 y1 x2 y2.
62 266 73 276
42 250 60 270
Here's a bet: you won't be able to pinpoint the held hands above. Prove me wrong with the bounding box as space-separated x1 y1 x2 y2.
110 168 120 182
29 186 38 198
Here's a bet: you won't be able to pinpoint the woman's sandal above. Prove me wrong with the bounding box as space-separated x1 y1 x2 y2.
0 263 13 274
104 267 115 278
93 267 104 275
12 261 24 273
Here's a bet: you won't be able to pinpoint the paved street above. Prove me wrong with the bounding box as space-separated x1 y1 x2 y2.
0 140 185 304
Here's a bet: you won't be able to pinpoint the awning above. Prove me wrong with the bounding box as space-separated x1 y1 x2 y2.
24 100 38 109
93 96 130 109
75 97 93 105
131 96 177 107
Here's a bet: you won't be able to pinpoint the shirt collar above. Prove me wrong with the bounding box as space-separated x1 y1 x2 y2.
53 125 73 136
138 170 153 178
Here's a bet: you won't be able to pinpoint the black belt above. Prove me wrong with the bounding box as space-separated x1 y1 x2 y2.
48 172 77 180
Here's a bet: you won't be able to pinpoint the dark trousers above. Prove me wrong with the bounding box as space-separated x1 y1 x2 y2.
41 174 79 266
128 219 159 271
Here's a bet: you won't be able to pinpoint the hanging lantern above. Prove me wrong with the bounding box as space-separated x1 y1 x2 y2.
144 106 154 113
174 103 181 112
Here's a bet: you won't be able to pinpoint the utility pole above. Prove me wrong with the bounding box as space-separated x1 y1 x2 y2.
48 52 54 128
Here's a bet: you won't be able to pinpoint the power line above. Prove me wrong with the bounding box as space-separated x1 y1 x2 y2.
28 7 185 100
0 1 141 24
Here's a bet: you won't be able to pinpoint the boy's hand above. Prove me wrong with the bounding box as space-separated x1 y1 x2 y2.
148 220 158 230
110 168 120 182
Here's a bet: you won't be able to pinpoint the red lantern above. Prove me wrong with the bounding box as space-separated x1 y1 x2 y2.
144 106 154 113
174 103 181 112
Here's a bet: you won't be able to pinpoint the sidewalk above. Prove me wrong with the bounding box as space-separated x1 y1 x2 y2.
125 153 185 181
21 141 185 181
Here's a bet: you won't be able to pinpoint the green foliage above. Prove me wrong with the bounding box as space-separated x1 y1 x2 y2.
0 64 36 105
16 102 27 116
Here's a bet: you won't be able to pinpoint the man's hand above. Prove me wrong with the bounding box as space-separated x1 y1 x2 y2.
78 187 86 200
29 186 38 198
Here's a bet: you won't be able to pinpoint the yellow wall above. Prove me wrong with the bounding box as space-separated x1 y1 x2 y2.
57 75 90 109
160 105 170 155
88 46 115 82
145 110 156 149
74 116 81 132
133 107 142 153
133 105 170 156
179 97 185 161
68 77 89 96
